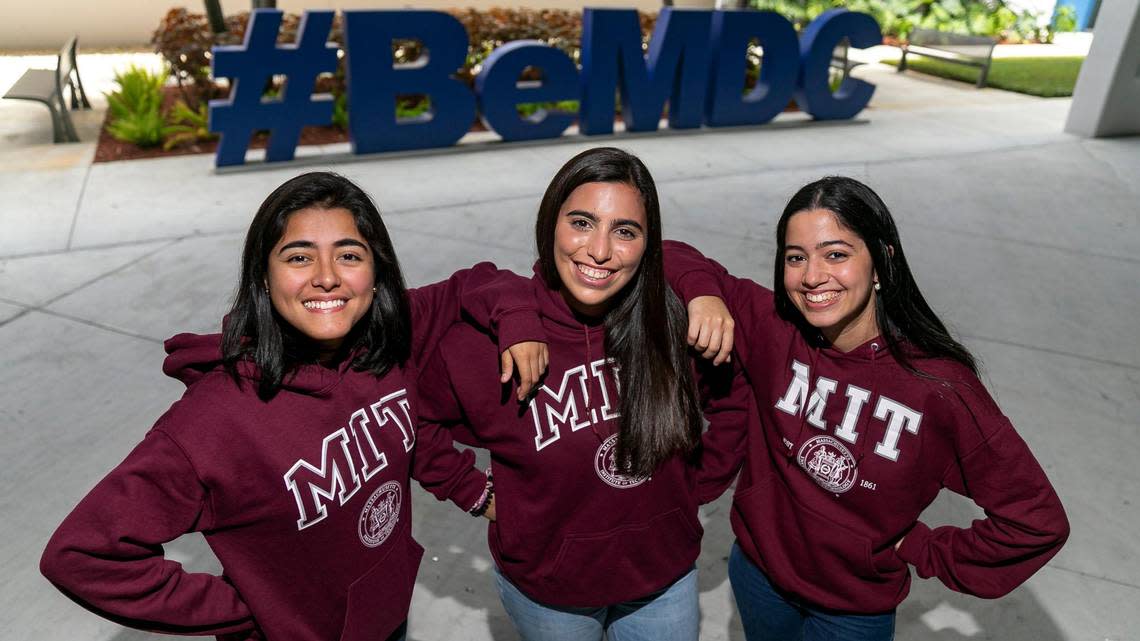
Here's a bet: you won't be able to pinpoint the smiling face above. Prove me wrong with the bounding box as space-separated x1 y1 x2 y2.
266 207 375 356
782 208 879 352
552 181 648 317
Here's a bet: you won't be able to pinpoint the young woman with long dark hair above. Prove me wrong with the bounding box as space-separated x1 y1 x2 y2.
40 172 547 641
666 176 1070 641
415 147 752 641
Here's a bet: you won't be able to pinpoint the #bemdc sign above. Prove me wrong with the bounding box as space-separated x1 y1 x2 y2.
208 7 881 167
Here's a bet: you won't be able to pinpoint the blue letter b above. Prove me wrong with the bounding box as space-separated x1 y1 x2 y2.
343 10 476 153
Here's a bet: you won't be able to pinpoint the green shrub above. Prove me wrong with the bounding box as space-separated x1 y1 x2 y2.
163 100 217 150
1052 5 1078 32
107 65 165 119
517 100 580 117
151 8 312 111
749 0 842 30
846 0 917 38
107 109 171 147
396 96 432 120
105 65 174 147
332 92 349 130
750 0 1057 42
1013 10 1052 43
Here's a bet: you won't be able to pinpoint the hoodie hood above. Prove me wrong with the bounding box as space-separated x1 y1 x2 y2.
162 332 224 387
162 331 351 397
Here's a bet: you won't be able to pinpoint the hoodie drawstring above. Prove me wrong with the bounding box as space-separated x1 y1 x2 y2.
853 341 882 465
785 339 819 467
584 322 607 444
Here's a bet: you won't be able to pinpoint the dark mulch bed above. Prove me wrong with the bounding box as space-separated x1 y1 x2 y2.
93 123 350 163
94 84 361 163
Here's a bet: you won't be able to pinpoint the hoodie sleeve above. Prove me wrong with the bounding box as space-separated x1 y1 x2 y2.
693 359 757 504
662 240 776 364
895 382 1070 598
662 240 730 304
410 341 490 512
40 429 255 635
407 263 544 368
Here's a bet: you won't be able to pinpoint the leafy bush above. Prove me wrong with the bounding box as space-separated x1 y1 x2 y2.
750 0 1056 42
105 65 173 147
107 110 170 148
749 0 838 29
448 7 586 73
1013 10 1052 43
517 100 580 117
845 0 917 39
163 100 217 150
332 92 349 130
150 8 217 111
151 8 311 110
1052 4 1078 32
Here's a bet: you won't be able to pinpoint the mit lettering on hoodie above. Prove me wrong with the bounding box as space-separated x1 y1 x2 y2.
416 268 757 607
663 240 1069 613
40 264 545 641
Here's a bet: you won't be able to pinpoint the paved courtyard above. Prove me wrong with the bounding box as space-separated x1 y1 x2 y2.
1 53 1137 641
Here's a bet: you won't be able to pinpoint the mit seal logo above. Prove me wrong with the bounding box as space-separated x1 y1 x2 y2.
797 435 858 494
358 481 401 548
595 434 649 489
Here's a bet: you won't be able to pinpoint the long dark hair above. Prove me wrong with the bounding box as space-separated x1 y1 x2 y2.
536 147 702 477
222 171 412 399
774 176 977 376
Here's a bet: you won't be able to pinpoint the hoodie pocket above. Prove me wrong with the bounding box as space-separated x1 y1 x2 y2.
545 507 702 605
733 475 892 608
338 532 425 641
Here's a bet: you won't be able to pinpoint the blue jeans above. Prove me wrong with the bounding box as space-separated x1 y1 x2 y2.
728 542 895 641
494 566 699 641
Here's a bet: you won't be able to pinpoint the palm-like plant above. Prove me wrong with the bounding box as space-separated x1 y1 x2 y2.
105 65 176 147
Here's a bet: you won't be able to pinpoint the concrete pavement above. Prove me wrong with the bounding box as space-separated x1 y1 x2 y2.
1 54 1138 641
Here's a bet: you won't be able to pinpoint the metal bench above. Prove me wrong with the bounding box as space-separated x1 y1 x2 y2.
3 36 91 142
898 28 999 88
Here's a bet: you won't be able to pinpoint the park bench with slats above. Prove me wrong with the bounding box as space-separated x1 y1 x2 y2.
3 36 91 143
898 28 999 88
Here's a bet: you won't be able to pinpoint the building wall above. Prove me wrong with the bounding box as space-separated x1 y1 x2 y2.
3 0 713 51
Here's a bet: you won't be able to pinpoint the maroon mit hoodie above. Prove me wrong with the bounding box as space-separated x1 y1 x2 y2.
40 265 544 641
663 240 1069 613
416 269 756 608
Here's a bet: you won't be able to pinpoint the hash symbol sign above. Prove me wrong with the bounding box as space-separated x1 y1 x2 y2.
209 10 338 167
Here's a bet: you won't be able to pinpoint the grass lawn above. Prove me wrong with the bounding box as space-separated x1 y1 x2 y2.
883 56 1085 97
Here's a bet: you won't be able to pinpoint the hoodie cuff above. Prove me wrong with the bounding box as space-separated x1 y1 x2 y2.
495 308 547 353
895 520 933 569
448 468 491 513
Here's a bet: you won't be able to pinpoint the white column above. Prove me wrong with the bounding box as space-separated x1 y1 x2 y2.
1064 0 1140 136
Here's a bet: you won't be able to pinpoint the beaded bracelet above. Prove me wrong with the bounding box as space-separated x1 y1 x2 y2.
469 468 494 516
